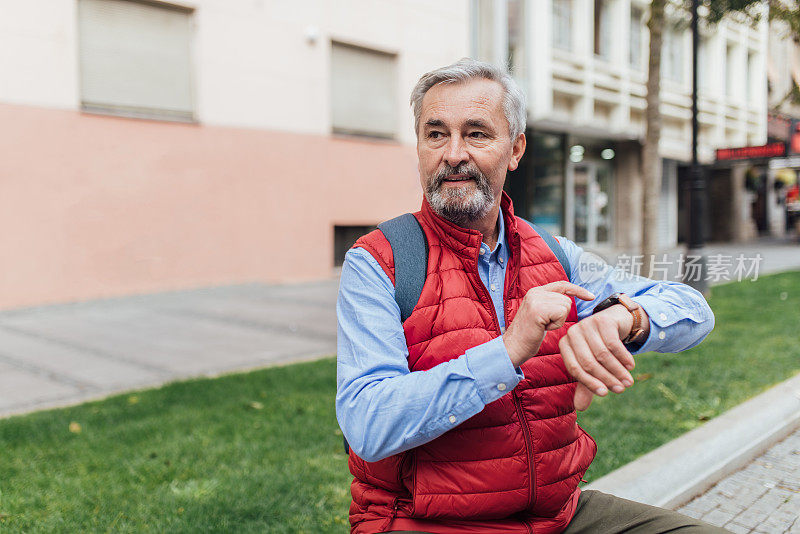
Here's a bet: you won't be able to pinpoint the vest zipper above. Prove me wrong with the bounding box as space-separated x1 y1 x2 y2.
513 389 537 512
503 233 537 514
472 249 538 517
472 238 537 517
378 497 400 532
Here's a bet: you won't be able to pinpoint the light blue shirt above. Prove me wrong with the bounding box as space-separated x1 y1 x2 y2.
336 216 715 462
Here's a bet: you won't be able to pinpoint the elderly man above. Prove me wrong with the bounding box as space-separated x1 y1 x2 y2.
336 59 723 533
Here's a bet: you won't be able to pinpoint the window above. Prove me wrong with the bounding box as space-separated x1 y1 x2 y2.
662 26 684 83
698 37 710 92
629 6 644 70
334 225 376 267
552 0 572 51
330 42 397 139
746 50 756 102
508 0 525 81
593 0 611 59
726 43 735 97
474 0 497 62
78 0 194 121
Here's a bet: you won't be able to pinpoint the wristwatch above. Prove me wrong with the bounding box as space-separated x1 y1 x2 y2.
592 293 648 348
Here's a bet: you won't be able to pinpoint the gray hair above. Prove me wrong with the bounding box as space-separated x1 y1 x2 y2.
410 58 527 140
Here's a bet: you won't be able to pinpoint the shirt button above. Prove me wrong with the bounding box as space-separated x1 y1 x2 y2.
490 284 497 292
448 415 457 424
659 313 667 321
497 383 507 391
479 249 485 256
658 331 666 340
498 257 504 263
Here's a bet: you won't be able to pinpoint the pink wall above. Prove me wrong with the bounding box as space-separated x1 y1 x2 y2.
0 104 422 309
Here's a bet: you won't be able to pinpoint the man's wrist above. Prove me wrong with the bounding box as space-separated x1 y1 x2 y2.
593 293 650 345
502 331 527 368
612 303 650 347
605 304 635 339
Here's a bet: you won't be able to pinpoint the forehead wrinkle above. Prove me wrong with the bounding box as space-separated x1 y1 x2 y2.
420 82 505 132
422 100 498 130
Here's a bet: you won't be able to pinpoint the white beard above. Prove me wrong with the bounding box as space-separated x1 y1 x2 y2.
425 163 494 226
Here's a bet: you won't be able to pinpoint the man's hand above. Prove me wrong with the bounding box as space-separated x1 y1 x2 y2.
559 304 641 411
503 281 595 368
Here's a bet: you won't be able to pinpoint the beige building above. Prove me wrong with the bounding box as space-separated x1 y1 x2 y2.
1 0 470 309
472 0 768 252
708 9 800 242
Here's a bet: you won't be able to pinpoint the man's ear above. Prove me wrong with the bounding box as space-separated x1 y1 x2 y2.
507 133 526 172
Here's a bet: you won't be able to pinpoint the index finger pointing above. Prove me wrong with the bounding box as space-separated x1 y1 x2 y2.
540 281 595 302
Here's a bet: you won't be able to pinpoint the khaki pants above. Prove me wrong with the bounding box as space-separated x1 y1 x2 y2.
388 490 729 533
562 490 728 533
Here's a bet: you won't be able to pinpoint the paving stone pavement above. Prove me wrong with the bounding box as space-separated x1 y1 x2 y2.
677 427 800 533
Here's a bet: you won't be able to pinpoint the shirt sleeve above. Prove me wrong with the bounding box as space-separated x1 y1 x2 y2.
336 247 522 462
557 237 715 354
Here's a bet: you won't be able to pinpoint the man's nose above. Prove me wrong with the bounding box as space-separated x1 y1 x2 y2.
443 135 469 167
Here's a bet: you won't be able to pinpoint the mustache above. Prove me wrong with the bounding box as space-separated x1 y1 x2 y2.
431 163 486 188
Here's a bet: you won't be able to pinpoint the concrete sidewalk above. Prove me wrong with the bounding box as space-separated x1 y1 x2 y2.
0 279 338 417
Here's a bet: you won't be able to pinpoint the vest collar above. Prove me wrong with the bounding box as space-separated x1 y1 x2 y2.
420 191 521 262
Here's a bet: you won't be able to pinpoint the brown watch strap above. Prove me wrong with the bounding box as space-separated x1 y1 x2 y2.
617 294 647 346
624 307 648 345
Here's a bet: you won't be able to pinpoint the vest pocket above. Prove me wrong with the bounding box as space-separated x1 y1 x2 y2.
399 449 417 515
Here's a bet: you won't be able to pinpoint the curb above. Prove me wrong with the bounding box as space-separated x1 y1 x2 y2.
584 372 800 509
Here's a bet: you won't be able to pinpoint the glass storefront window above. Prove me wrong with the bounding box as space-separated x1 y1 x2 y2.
572 161 613 246
529 162 565 236
506 132 565 235
574 165 589 243
595 164 612 243
506 133 616 246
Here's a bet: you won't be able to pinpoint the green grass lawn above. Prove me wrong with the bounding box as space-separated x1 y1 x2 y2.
1 272 799 533
578 270 800 481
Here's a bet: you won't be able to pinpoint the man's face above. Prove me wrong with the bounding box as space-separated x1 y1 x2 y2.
417 78 525 226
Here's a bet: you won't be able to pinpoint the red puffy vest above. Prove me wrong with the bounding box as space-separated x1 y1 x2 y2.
347 193 596 533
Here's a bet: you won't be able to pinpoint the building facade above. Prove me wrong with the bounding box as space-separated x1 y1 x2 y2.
1 0 469 309
471 0 769 253
763 13 800 237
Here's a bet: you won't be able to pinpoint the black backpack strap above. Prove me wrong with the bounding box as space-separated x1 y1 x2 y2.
377 213 429 322
522 220 572 281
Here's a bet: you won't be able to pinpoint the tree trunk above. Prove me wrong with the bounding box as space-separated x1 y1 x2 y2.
642 0 665 277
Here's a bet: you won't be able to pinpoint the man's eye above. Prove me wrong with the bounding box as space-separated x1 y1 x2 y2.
469 131 486 138
428 131 443 139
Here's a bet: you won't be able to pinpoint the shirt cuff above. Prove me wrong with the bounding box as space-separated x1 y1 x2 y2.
631 294 701 354
464 336 523 404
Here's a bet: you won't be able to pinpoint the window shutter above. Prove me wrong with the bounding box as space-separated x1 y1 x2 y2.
330 42 397 138
78 0 194 120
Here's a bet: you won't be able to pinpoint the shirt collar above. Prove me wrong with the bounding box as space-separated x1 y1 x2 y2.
481 211 505 257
